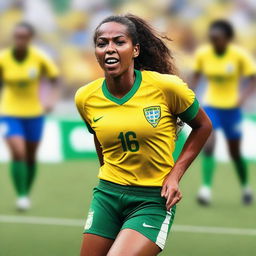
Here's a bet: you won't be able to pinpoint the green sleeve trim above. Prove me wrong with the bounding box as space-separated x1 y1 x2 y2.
177 98 199 122
85 121 95 134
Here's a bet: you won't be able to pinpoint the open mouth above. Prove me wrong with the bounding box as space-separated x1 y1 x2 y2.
105 57 119 65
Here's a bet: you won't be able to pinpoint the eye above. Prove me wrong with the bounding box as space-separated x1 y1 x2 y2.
96 42 107 48
116 41 125 46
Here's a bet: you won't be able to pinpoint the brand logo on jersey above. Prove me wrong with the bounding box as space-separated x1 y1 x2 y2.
143 106 161 127
93 116 103 122
142 223 157 229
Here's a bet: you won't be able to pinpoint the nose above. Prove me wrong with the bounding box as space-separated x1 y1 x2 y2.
106 41 116 54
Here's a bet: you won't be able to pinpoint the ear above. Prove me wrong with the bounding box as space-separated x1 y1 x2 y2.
133 44 140 58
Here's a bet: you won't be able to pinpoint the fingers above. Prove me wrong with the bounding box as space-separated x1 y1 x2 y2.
161 180 183 210
167 192 182 210
161 184 168 197
166 188 177 206
165 189 182 211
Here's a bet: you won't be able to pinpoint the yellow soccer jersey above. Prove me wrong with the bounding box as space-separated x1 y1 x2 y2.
0 47 59 117
75 70 199 186
194 44 256 108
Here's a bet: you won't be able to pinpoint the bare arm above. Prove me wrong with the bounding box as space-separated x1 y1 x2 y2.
44 77 61 113
76 106 103 166
94 134 104 166
161 108 212 210
0 67 2 91
238 75 256 106
190 72 202 91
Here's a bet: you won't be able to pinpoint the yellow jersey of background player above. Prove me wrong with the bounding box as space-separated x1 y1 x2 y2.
0 46 59 117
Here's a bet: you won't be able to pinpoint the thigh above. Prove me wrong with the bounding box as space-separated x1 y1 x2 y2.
81 187 122 255
220 108 242 140
107 229 161 256
80 233 114 256
83 187 122 241
204 106 220 130
1 116 24 139
121 194 176 252
1 117 26 159
203 131 216 155
5 136 26 160
227 139 241 159
25 141 40 162
23 116 45 142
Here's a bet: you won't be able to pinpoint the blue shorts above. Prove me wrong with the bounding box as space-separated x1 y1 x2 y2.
204 106 242 140
0 116 45 142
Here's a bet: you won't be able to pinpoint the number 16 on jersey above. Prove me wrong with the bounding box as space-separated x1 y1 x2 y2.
118 131 140 152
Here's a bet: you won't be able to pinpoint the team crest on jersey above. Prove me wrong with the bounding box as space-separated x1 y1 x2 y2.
84 209 94 230
226 63 234 73
143 106 161 127
28 68 37 79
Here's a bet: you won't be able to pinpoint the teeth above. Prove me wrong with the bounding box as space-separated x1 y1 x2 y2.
106 58 118 64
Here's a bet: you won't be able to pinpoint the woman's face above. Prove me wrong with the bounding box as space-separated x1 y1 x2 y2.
95 22 139 77
13 26 32 50
209 27 229 52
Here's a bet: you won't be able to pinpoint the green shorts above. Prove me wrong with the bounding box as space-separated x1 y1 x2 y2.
83 179 176 250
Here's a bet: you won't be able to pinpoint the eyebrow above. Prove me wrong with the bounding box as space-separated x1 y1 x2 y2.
97 35 126 40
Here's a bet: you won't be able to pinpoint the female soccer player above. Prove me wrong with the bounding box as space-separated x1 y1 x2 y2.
76 14 212 255
191 20 256 205
0 22 59 210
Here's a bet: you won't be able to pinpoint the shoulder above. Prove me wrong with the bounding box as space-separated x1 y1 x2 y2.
0 48 11 60
30 46 53 60
142 70 188 92
75 78 104 104
194 44 211 57
141 71 197 118
229 44 251 58
30 46 44 56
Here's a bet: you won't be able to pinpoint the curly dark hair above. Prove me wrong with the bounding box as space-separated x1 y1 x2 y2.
15 22 35 36
209 20 234 40
93 14 176 75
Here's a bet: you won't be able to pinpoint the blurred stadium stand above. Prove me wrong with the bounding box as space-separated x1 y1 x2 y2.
0 0 255 95
1 0 256 161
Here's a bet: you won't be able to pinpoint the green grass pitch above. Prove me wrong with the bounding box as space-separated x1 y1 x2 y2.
0 159 256 256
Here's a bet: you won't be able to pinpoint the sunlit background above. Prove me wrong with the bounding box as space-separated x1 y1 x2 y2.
0 0 256 255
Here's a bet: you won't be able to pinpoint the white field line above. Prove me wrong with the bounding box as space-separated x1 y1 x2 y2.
0 215 83 227
0 215 256 236
172 225 256 236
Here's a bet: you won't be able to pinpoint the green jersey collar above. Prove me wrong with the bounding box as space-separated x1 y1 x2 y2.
102 69 142 105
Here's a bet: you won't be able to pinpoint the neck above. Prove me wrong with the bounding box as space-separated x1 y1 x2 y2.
13 47 28 61
105 66 135 99
214 46 227 56
13 47 28 54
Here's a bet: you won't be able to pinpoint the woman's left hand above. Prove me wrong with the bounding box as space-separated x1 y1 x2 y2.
161 173 182 211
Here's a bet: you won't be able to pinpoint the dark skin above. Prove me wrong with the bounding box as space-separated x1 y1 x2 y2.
95 22 140 97
0 25 59 185
161 108 212 209
190 27 256 163
80 22 212 256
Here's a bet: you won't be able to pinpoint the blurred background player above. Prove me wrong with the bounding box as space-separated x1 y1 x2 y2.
191 20 256 205
0 22 59 210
